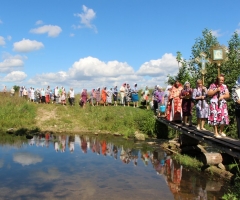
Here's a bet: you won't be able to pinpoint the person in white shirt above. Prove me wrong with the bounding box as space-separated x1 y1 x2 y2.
120 83 127 106
10 87 15 96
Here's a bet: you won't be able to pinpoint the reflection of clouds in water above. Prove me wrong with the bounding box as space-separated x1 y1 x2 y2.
33 167 61 180
0 159 4 168
13 152 43 166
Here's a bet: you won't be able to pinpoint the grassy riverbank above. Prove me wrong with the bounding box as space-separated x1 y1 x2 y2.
0 93 156 138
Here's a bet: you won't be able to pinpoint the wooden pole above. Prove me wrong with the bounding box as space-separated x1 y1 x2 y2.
217 63 221 77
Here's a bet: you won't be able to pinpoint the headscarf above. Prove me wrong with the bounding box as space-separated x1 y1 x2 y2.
184 81 190 90
165 85 172 92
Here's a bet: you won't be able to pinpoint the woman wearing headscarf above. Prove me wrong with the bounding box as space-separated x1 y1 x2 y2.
45 86 50 104
152 85 159 112
41 88 46 103
141 86 150 109
155 86 164 117
164 85 172 117
107 88 113 105
180 81 194 126
207 74 229 138
132 83 139 108
61 88 66 106
113 86 118 106
120 83 127 106
95 87 101 106
90 89 96 106
81 89 88 108
166 80 183 122
101 87 108 106
192 79 209 130
232 76 240 139
126 84 132 107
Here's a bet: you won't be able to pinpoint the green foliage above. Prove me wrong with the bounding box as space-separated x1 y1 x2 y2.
222 175 240 200
172 153 203 170
13 85 20 92
176 51 182 68
0 94 36 131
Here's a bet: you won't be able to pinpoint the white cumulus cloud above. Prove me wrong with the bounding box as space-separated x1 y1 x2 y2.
210 29 222 37
2 71 27 82
0 54 25 73
13 152 43 166
26 55 176 91
137 53 178 77
69 56 134 79
74 5 97 32
28 71 68 85
30 25 62 37
13 39 44 53
0 36 5 46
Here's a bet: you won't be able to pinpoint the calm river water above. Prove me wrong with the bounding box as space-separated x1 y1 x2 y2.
0 133 228 200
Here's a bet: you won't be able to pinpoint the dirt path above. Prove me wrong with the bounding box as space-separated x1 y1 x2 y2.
35 107 58 130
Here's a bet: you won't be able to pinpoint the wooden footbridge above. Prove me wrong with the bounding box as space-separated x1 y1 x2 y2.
156 117 240 161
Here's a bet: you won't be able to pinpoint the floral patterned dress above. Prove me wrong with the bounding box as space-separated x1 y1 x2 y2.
192 87 209 118
166 85 183 121
208 83 229 125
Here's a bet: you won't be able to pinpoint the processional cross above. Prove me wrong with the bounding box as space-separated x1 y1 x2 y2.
195 52 208 85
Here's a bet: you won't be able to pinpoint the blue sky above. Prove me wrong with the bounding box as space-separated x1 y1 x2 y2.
0 0 240 92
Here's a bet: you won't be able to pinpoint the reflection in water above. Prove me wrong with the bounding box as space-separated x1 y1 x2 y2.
0 133 226 199
13 152 43 166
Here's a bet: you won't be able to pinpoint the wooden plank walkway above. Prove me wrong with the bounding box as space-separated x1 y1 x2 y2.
156 117 240 160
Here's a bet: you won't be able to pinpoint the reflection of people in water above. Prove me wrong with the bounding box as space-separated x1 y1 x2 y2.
28 137 35 146
112 145 118 160
120 146 131 164
68 135 75 153
152 150 165 174
80 136 87 153
101 140 107 156
91 138 96 153
45 132 50 148
130 149 139 166
54 141 59 152
107 142 113 156
59 135 66 152
141 151 150 166
164 158 183 196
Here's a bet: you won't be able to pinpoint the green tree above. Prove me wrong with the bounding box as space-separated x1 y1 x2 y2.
223 32 240 137
190 28 219 87
168 56 195 86
176 51 182 68
13 85 20 92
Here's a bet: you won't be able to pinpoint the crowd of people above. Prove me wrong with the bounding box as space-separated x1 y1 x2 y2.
165 75 240 139
2 75 240 138
5 83 142 108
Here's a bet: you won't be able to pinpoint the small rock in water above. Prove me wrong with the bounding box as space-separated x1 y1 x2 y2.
7 128 15 134
134 131 145 141
113 133 121 136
